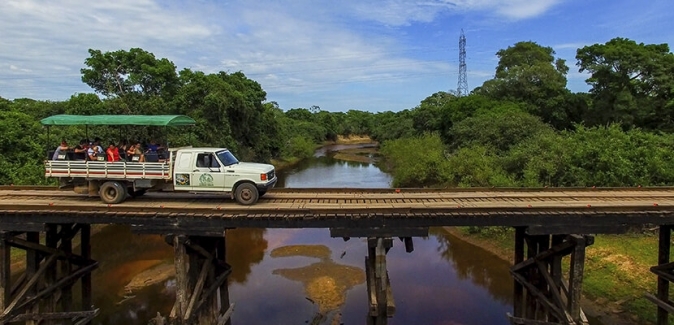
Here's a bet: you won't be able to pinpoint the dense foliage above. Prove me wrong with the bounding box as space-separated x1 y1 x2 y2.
379 38 674 188
2 37 674 189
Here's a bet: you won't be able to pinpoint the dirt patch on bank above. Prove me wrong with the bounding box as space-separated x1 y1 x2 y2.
271 244 365 324
333 135 375 145
332 147 380 164
124 261 175 294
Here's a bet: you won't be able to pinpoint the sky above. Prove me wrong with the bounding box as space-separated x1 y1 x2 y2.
1 0 673 113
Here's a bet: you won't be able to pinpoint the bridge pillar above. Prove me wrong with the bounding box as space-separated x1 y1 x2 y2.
0 224 99 325
508 229 592 325
646 225 674 325
366 237 395 325
162 234 232 325
331 227 425 325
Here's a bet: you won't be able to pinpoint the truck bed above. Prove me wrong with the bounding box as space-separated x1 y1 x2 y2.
45 160 172 180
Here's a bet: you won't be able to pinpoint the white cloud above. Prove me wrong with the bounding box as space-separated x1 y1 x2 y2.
553 43 588 50
0 0 550 110
0 0 214 99
346 0 564 25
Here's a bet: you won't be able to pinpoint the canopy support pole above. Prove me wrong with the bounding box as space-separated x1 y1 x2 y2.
45 127 50 160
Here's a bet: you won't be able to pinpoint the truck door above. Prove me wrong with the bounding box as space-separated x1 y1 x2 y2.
191 152 226 192
173 152 193 190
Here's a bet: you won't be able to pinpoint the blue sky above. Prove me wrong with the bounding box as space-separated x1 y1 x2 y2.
1 0 672 112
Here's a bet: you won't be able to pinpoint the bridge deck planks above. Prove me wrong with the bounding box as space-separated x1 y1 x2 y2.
1 188 674 232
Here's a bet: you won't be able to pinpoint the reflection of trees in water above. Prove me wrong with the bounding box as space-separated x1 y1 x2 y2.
226 228 268 283
314 156 369 168
92 225 174 294
431 227 513 305
90 225 176 325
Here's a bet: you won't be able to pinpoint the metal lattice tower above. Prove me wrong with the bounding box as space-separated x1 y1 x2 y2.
457 29 468 97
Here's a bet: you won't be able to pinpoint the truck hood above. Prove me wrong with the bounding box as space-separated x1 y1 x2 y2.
228 162 274 173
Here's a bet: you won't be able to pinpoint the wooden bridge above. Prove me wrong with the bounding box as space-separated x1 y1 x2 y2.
1 186 674 325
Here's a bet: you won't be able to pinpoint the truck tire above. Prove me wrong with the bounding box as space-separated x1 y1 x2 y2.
234 183 259 205
100 181 128 204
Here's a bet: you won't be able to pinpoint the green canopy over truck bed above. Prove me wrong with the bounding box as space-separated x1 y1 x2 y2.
40 115 196 127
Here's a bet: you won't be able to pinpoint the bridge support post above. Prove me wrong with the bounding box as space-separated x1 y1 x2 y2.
646 225 674 325
507 232 592 325
330 227 425 325
166 234 232 325
366 237 395 325
0 224 99 325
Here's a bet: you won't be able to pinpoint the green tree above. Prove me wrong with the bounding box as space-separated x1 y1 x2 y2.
370 110 415 142
437 95 522 143
342 110 373 135
81 48 180 102
477 41 574 129
411 91 456 133
172 69 236 150
0 97 9 111
576 38 674 130
448 106 554 152
380 133 452 187
285 108 314 122
0 110 46 185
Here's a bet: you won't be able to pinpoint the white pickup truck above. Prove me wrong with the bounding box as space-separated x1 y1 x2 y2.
45 147 277 205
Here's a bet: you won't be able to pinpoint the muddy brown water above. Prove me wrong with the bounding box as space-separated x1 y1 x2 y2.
87 144 607 324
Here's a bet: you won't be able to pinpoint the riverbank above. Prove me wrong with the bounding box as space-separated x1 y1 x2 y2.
271 135 377 170
445 227 658 325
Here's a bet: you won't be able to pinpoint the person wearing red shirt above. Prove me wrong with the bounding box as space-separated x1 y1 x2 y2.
106 143 121 162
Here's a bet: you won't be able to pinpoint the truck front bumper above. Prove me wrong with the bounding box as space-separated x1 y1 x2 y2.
257 177 277 192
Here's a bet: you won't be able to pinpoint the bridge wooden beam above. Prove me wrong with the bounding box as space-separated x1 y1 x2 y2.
330 227 428 238
80 224 92 324
0 233 9 314
168 235 232 325
366 237 395 325
0 225 97 325
3 210 674 233
509 233 592 325
647 225 674 325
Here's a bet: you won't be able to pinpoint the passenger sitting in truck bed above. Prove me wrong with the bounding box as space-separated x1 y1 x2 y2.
52 140 70 160
87 138 104 161
127 142 145 162
71 140 88 160
74 140 88 153
118 139 129 153
106 142 121 162
146 139 162 152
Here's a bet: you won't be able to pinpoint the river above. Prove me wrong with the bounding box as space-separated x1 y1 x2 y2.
87 143 605 324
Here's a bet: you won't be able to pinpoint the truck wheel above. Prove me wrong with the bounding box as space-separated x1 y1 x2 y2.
100 181 127 204
234 183 259 205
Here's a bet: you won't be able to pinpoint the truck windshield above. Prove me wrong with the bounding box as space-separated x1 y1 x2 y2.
216 150 239 166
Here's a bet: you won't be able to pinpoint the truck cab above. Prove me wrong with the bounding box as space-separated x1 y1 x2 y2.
172 148 276 205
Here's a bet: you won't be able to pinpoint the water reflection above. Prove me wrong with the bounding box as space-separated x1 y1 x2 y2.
431 228 513 305
89 225 174 325
226 228 268 284
276 154 392 189
271 245 365 324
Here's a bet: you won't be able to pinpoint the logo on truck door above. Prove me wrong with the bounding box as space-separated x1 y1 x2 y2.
175 174 190 186
199 173 214 187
